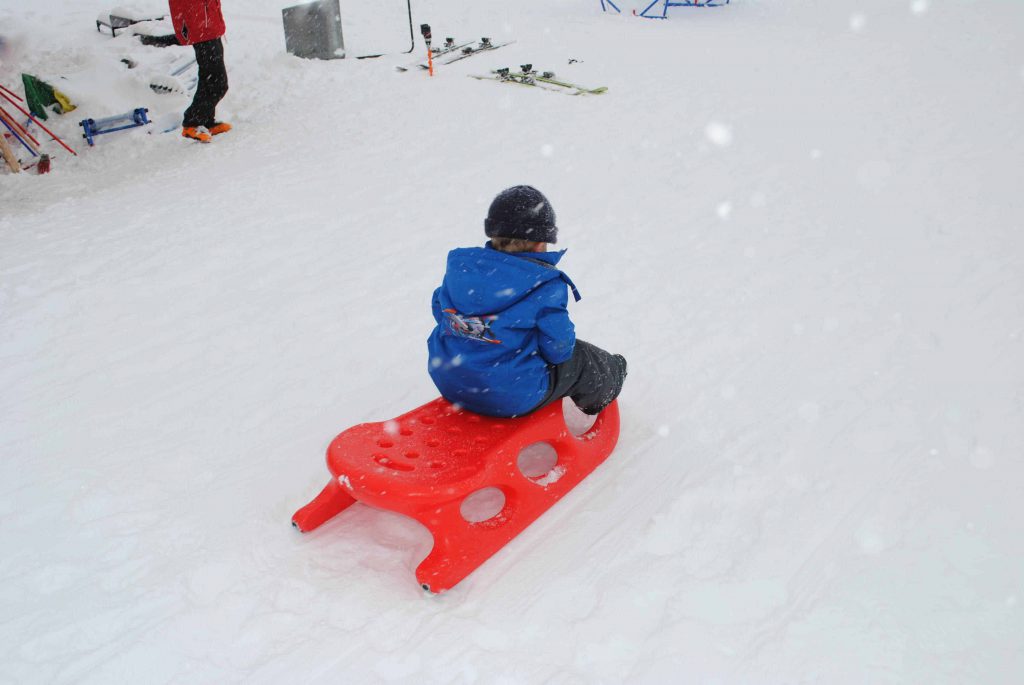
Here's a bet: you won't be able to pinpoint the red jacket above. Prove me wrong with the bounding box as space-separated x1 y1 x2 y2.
170 0 225 45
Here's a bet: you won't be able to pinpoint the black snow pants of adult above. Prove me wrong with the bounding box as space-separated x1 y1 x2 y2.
183 38 228 128
537 340 628 415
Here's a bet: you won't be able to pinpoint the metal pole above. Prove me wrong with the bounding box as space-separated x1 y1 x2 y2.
0 88 77 156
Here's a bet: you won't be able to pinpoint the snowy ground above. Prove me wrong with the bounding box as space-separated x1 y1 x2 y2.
2 0 1023 682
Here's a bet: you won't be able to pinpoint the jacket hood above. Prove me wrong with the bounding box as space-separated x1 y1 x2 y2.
442 246 569 315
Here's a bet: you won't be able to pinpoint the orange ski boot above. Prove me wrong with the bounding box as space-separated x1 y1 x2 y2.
182 126 211 143
208 122 232 136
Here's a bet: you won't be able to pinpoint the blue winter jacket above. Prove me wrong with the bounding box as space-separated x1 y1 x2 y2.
427 244 581 417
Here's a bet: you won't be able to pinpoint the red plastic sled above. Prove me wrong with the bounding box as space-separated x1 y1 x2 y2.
292 398 620 594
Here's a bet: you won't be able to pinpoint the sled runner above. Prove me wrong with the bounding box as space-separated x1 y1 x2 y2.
292 397 620 594
638 0 730 19
80 108 150 146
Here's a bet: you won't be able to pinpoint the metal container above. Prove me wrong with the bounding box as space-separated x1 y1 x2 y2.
282 0 346 60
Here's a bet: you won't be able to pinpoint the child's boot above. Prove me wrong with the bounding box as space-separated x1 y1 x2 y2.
208 121 232 136
182 126 211 143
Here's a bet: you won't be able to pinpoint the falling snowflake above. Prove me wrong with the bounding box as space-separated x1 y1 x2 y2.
705 121 733 147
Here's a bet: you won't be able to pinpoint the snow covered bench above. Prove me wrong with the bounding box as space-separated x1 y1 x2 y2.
96 6 166 36
292 397 620 594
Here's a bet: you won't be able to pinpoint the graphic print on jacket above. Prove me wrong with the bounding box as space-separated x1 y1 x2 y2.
442 309 502 344
428 245 580 417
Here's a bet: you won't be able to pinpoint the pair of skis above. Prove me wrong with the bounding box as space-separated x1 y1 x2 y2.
395 36 515 72
394 36 470 72
442 37 516 65
470 65 607 96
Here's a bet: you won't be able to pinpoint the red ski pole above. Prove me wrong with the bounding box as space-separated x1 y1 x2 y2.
0 104 41 148
0 88 78 156
0 82 23 102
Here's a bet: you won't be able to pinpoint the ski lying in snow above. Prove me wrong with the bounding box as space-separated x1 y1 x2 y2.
470 65 607 95
395 37 474 71
150 56 198 95
437 38 516 66
532 71 607 95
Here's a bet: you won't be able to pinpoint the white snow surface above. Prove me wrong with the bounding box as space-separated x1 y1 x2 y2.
2 0 1024 682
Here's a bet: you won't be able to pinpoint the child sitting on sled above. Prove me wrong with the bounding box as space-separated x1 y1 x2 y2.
427 185 627 418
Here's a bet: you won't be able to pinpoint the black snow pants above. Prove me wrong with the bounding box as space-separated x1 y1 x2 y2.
183 38 228 128
537 340 628 415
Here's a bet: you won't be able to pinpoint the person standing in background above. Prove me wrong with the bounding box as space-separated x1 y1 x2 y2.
169 0 230 143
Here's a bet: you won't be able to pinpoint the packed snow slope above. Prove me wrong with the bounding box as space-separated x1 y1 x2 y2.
2 0 1023 682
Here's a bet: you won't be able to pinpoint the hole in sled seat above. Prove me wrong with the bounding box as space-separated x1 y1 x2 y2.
563 397 597 437
517 441 559 481
460 487 506 523
374 454 415 471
